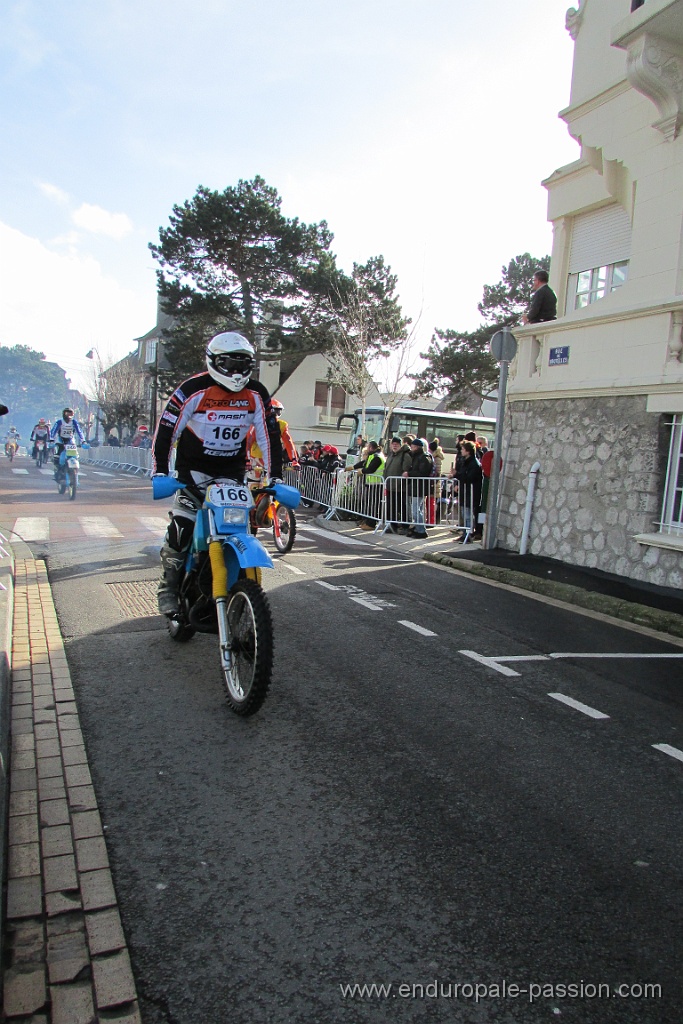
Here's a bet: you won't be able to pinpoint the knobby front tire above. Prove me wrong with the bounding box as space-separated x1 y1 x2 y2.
222 578 273 716
273 505 296 554
68 469 78 500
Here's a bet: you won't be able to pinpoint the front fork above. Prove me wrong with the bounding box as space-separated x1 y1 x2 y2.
209 537 232 672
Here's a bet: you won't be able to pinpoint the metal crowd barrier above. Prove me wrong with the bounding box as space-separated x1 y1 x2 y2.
81 445 153 474
284 465 481 539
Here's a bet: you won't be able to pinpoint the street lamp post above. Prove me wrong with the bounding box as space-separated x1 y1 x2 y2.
85 348 101 443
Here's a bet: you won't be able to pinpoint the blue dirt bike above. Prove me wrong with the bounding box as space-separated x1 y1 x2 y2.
55 442 89 500
152 476 300 716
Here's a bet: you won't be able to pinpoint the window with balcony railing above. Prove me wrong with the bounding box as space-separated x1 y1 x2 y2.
661 415 683 536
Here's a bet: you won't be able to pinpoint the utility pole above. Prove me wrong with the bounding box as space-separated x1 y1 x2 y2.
149 341 159 432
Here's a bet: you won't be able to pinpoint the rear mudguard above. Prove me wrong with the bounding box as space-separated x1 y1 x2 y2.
222 533 273 589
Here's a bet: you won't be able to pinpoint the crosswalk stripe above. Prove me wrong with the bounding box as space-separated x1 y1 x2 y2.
138 517 169 533
11 468 29 475
12 517 50 542
93 471 114 477
79 517 124 539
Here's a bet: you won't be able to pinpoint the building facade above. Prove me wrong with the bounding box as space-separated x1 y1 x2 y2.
499 0 683 588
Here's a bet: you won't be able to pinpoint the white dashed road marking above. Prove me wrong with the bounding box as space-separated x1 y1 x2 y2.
12 518 50 542
11 468 29 475
652 743 683 764
79 517 124 539
315 580 339 591
297 524 368 547
459 650 521 677
548 693 610 719
93 471 115 477
281 562 305 574
350 597 383 611
138 517 169 533
399 621 438 637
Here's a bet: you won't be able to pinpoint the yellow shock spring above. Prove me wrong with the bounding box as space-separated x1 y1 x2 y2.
209 540 229 599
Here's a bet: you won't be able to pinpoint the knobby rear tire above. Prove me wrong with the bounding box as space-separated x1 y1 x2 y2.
273 505 296 554
222 578 273 716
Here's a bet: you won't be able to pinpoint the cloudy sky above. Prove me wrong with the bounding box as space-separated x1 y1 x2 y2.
0 0 579 393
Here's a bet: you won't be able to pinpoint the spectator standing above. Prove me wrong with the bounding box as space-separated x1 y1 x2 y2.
427 438 445 525
479 447 503 540
455 440 483 541
383 436 412 533
403 438 433 539
522 269 557 324
348 440 385 529
316 444 343 508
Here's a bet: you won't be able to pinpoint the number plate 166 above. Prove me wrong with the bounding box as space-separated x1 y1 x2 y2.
207 484 253 509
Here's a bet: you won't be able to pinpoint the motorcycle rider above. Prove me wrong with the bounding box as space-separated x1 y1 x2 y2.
50 409 85 477
247 398 298 473
151 331 283 615
30 418 51 459
4 426 21 456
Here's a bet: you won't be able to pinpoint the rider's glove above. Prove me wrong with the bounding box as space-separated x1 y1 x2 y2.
268 477 283 488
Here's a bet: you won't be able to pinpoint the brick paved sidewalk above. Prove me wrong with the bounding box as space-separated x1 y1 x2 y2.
4 559 141 1024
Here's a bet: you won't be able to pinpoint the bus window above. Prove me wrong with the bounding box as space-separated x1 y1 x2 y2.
363 410 385 444
392 414 419 439
425 419 460 452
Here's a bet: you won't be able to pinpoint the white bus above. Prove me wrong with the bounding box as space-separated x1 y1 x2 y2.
337 406 496 470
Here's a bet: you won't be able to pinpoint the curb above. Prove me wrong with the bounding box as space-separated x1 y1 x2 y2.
424 552 683 640
3 559 142 1023
0 534 16 964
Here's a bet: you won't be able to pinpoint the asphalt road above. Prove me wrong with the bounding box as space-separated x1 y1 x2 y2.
2 453 682 1024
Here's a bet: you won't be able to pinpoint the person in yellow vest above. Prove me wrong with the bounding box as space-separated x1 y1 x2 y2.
346 439 385 529
248 398 298 476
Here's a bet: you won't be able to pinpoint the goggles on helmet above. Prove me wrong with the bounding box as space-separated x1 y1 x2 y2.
211 352 254 375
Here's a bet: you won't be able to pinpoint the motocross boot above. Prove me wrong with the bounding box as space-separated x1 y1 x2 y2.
158 545 185 615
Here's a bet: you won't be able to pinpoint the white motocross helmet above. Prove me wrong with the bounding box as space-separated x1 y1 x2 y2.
206 332 256 392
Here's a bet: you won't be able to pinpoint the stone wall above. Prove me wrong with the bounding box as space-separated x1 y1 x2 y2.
498 395 683 589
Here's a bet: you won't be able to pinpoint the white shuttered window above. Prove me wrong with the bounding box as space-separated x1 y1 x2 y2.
569 205 632 273
567 204 632 311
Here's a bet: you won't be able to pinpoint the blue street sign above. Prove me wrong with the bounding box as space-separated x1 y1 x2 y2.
549 346 570 366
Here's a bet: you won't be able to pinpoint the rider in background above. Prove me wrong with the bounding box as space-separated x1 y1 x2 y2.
4 426 21 455
151 331 283 615
50 409 85 473
247 398 298 476
30 418 50 459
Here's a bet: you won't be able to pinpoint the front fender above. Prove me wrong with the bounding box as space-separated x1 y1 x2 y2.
222 533 273 589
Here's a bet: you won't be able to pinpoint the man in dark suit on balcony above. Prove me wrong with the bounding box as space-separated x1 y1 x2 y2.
522 270 557 324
